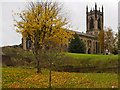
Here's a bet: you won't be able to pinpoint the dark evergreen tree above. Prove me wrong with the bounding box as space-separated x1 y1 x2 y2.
68 33 86 53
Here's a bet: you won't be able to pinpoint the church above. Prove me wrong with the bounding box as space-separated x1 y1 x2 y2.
22 3 103 54
73 3 103 54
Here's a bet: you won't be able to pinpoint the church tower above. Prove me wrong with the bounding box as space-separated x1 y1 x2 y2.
86 3 103 36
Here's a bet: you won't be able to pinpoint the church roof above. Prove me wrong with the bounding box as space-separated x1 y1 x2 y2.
68 30 98 39
76 31 96 38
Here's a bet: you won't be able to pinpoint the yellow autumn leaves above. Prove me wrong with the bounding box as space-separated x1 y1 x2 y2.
2 67 118 88
13 1 74 49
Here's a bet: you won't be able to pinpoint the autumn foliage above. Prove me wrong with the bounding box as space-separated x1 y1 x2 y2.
13 1 74 73
98 28 118 54
13 1 74 50
98 29 105 54
2 67 118 88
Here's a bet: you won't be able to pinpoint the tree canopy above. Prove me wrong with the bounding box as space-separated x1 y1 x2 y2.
101 28 118 54
13 1 74 51
98 29 105 54
68 33 86 53
13 1 74 73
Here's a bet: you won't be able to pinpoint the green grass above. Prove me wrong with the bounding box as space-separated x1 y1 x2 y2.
62 53 118 72
2 47 118 73
66 53 118 60
2 67 118 88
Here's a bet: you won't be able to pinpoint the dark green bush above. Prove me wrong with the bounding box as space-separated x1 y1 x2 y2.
68 33 86 53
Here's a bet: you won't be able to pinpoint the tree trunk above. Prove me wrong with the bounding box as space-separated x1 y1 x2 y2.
37 60 42 73
34 50 42 73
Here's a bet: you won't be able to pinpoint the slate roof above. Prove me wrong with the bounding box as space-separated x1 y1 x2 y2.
68 30 98 39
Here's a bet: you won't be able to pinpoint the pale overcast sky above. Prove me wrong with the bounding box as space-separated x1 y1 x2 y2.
0 0 119 47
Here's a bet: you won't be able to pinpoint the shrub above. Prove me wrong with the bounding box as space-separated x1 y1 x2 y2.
68 33 86 53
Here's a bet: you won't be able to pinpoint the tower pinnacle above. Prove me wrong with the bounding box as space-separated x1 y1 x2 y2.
95 2 97 10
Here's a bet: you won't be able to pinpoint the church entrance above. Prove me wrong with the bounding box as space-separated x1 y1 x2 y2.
88 48 91 54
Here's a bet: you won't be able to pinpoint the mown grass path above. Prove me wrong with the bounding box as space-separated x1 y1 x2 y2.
2 67 118 88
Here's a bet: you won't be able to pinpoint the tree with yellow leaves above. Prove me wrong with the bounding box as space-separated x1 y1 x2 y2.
98 29 105 54
13 1 74 73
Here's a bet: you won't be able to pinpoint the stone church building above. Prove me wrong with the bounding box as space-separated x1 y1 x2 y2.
74 3 104 54
22 3 103 54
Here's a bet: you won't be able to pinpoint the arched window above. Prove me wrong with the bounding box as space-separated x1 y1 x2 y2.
98 18 101 30
26 38 29 51
90 17 94 30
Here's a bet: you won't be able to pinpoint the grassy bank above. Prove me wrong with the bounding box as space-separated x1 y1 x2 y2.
51 53 118 73
66 53 118 60
2 47 118 73
2 67 118 88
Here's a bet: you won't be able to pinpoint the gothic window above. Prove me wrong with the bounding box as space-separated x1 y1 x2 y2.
26 38 29 51
26 38 32 51
29 40 32 47
98 18 101 30
90 17 94 30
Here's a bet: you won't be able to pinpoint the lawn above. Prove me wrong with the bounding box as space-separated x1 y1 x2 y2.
2 47 119 88
2 67 118 88
66 53 118 60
